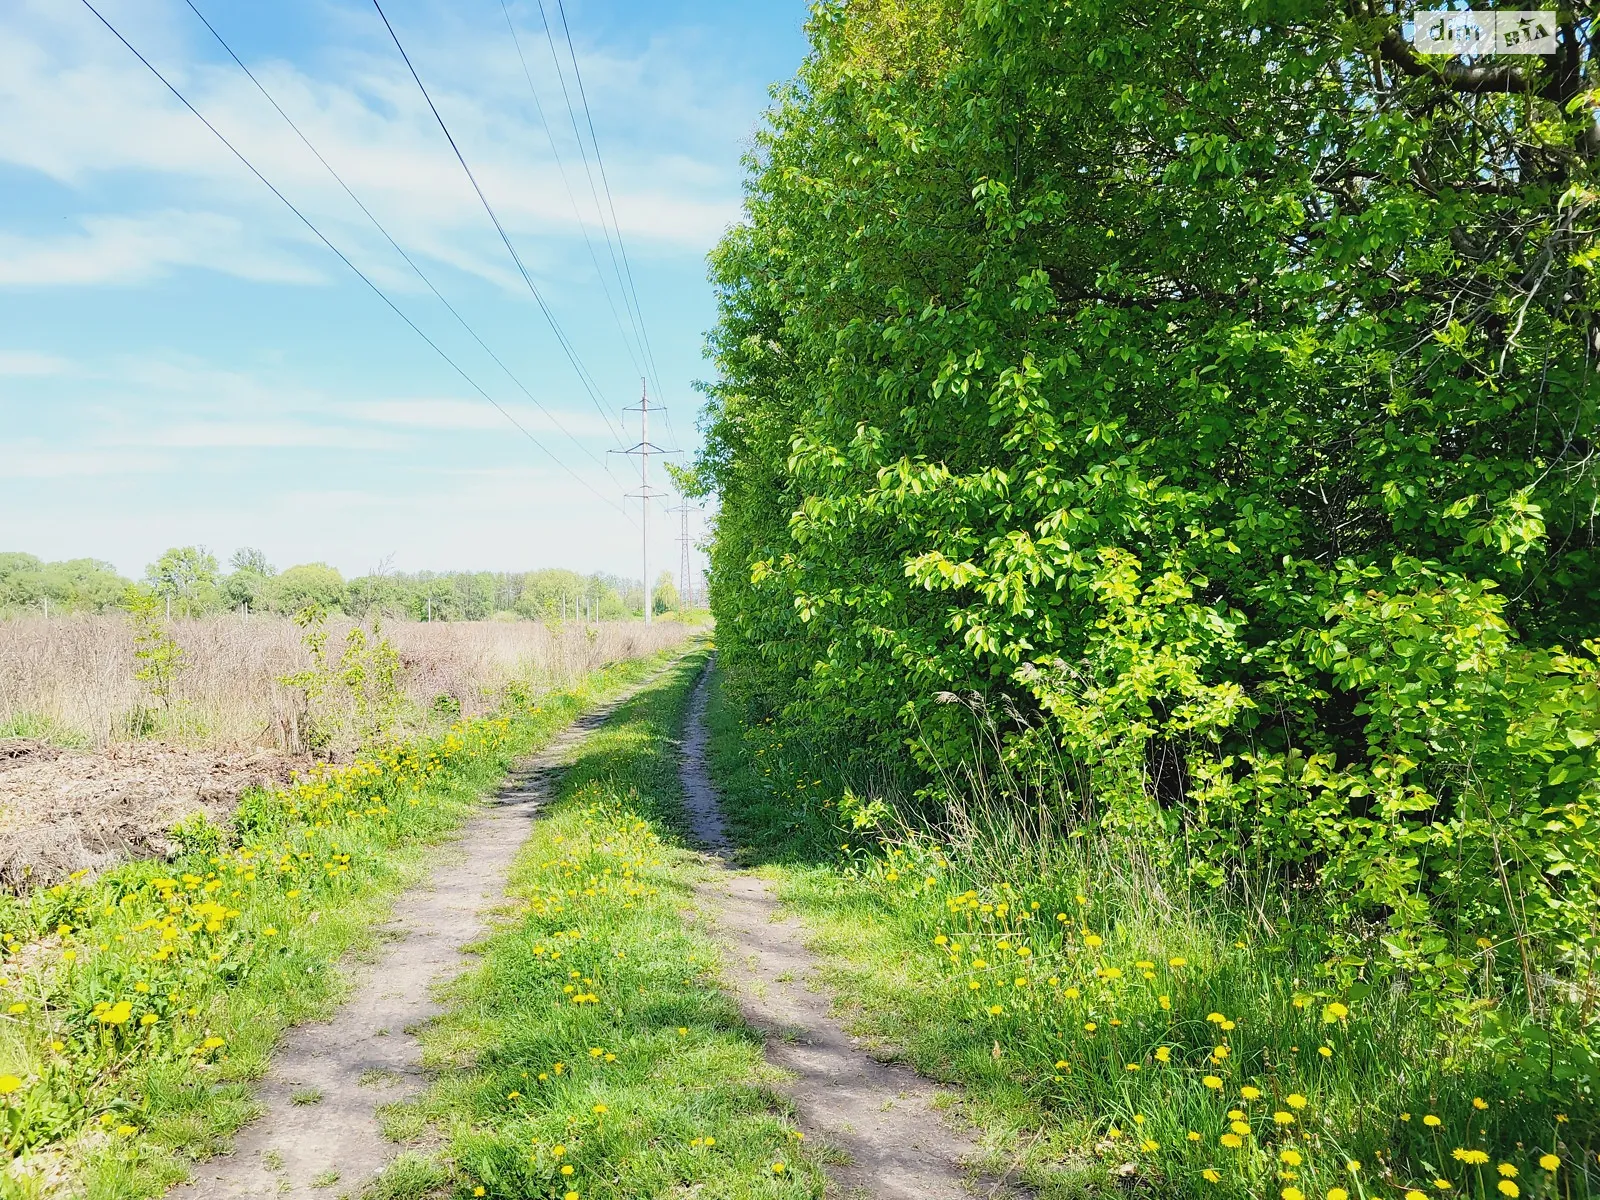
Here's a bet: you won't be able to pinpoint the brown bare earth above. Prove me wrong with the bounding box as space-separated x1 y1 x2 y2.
0 737 304 893
678 667 1023 1199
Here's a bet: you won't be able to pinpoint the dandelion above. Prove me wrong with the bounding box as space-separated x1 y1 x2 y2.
1230 1121 1251 1137
1472 1098 1488 1110
98 1001 133 1025
1434 1181 1452 1190
566 1193 579 1200
1283 1189 1305 1200
1169 957 1187 967
1155 1047 1171 1063
1241 1086 1262 1100
1274 1111 1295 1126
202 1036 226 1050
1406 1193 1427 1200
1287 1093 1307 1109
1538 1155 1559 1172
1327 1190 1348 1200
1203 1169 1222 1183
1221 1133 1244 1149
1203 1075 1223 1089
1452 1150 1489 1166
1322 1002 1349 1023
1497 1165 1516 1178
1424 1115 1442 1127
0 1075 21 1095
1280 1150 1303 1167
1497 1183 1518 1198
1140 1139 1160 1152
1318 1046 1333 1058
592 1104 608 1114
772 1163 786 1174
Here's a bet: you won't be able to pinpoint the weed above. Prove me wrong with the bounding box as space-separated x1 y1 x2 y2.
290 1088 322 1107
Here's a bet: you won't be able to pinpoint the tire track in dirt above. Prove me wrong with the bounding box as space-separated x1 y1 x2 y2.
166 669 672 1200
679 664 1022 1200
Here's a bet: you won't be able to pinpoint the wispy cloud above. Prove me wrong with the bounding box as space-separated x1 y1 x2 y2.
0 0 742 296
0 212 326 287
344 397 614 438
0 350 72 376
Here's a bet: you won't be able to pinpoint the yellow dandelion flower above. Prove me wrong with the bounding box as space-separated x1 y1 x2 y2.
0 1075 22 1095
1155 1047 1171 1063
1497 1165 1517 1178
1280 1150 1303 1166
1538 1155 1559 1172
1318 1046 1333 1058
1274 1111 1295 1126
1286 1093 1307 1109
1203 1169 1222 1183
1283 1188 1305 1200
1230 1121 1251 1137
1327 1190 1349 1200
1407 1192 1427 1200
772 1163 786 1174
1221 1133 1244 1149
1188 1131 1202 1142
1203 1075 1223 1089
1452 1149 1488 1165
1434 1181 1452 1190
1423 1114 1442 1127
1472 1097 1487 1110
1497 1182 1518 1198
1241 1086 1262 1100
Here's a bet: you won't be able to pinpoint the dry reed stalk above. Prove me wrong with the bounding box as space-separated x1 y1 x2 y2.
0 614 694 751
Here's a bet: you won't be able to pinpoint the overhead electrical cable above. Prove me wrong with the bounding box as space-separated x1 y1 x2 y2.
369 0 627 449
531 0 653 399
544 0 681 457
497 0 649 381
180 0 618 482
76 0 630 521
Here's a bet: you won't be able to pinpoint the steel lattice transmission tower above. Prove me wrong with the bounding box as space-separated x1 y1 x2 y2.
667 497 701 610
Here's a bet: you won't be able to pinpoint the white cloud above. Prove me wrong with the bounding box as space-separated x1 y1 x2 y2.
0 212 326 287
0 0 744 296
345 397 614 437
0 351 72 376
3 443 169 478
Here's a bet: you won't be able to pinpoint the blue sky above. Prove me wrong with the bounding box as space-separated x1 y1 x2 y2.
0 0 809 583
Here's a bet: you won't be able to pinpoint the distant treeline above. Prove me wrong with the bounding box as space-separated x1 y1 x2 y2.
0 548 686 621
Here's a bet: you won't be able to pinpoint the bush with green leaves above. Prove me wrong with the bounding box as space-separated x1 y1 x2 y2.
694 0 1600 1094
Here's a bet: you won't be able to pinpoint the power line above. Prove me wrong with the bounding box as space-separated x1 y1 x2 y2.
181 0 618 483
370 0 627 449
76 0 628 521
547 0 679 452
498 0 649 380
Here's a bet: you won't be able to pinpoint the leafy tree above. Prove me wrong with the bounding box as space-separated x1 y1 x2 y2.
143 547 219 617
653 570 679 615
222 547 276 614
271 563 346 615
699 0 1600 1019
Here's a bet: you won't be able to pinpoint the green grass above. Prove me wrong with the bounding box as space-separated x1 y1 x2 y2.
373 652 823 1200
0 651 677 1200
700 669 1594 1200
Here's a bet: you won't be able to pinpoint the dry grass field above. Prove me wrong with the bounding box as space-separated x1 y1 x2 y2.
0 614 692 750
0 614 695 891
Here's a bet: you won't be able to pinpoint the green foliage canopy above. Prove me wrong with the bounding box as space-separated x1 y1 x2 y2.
698 0 1600 1011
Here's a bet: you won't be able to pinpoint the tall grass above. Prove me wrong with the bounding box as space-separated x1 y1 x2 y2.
704 675 1596 1199
0 616 692 751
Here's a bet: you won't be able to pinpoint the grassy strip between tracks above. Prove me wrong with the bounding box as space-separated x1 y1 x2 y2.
699 670 1591 1200
0 649 680 1200
368 650 823 1200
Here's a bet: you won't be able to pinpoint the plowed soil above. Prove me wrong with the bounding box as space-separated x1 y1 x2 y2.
0 738 304 893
